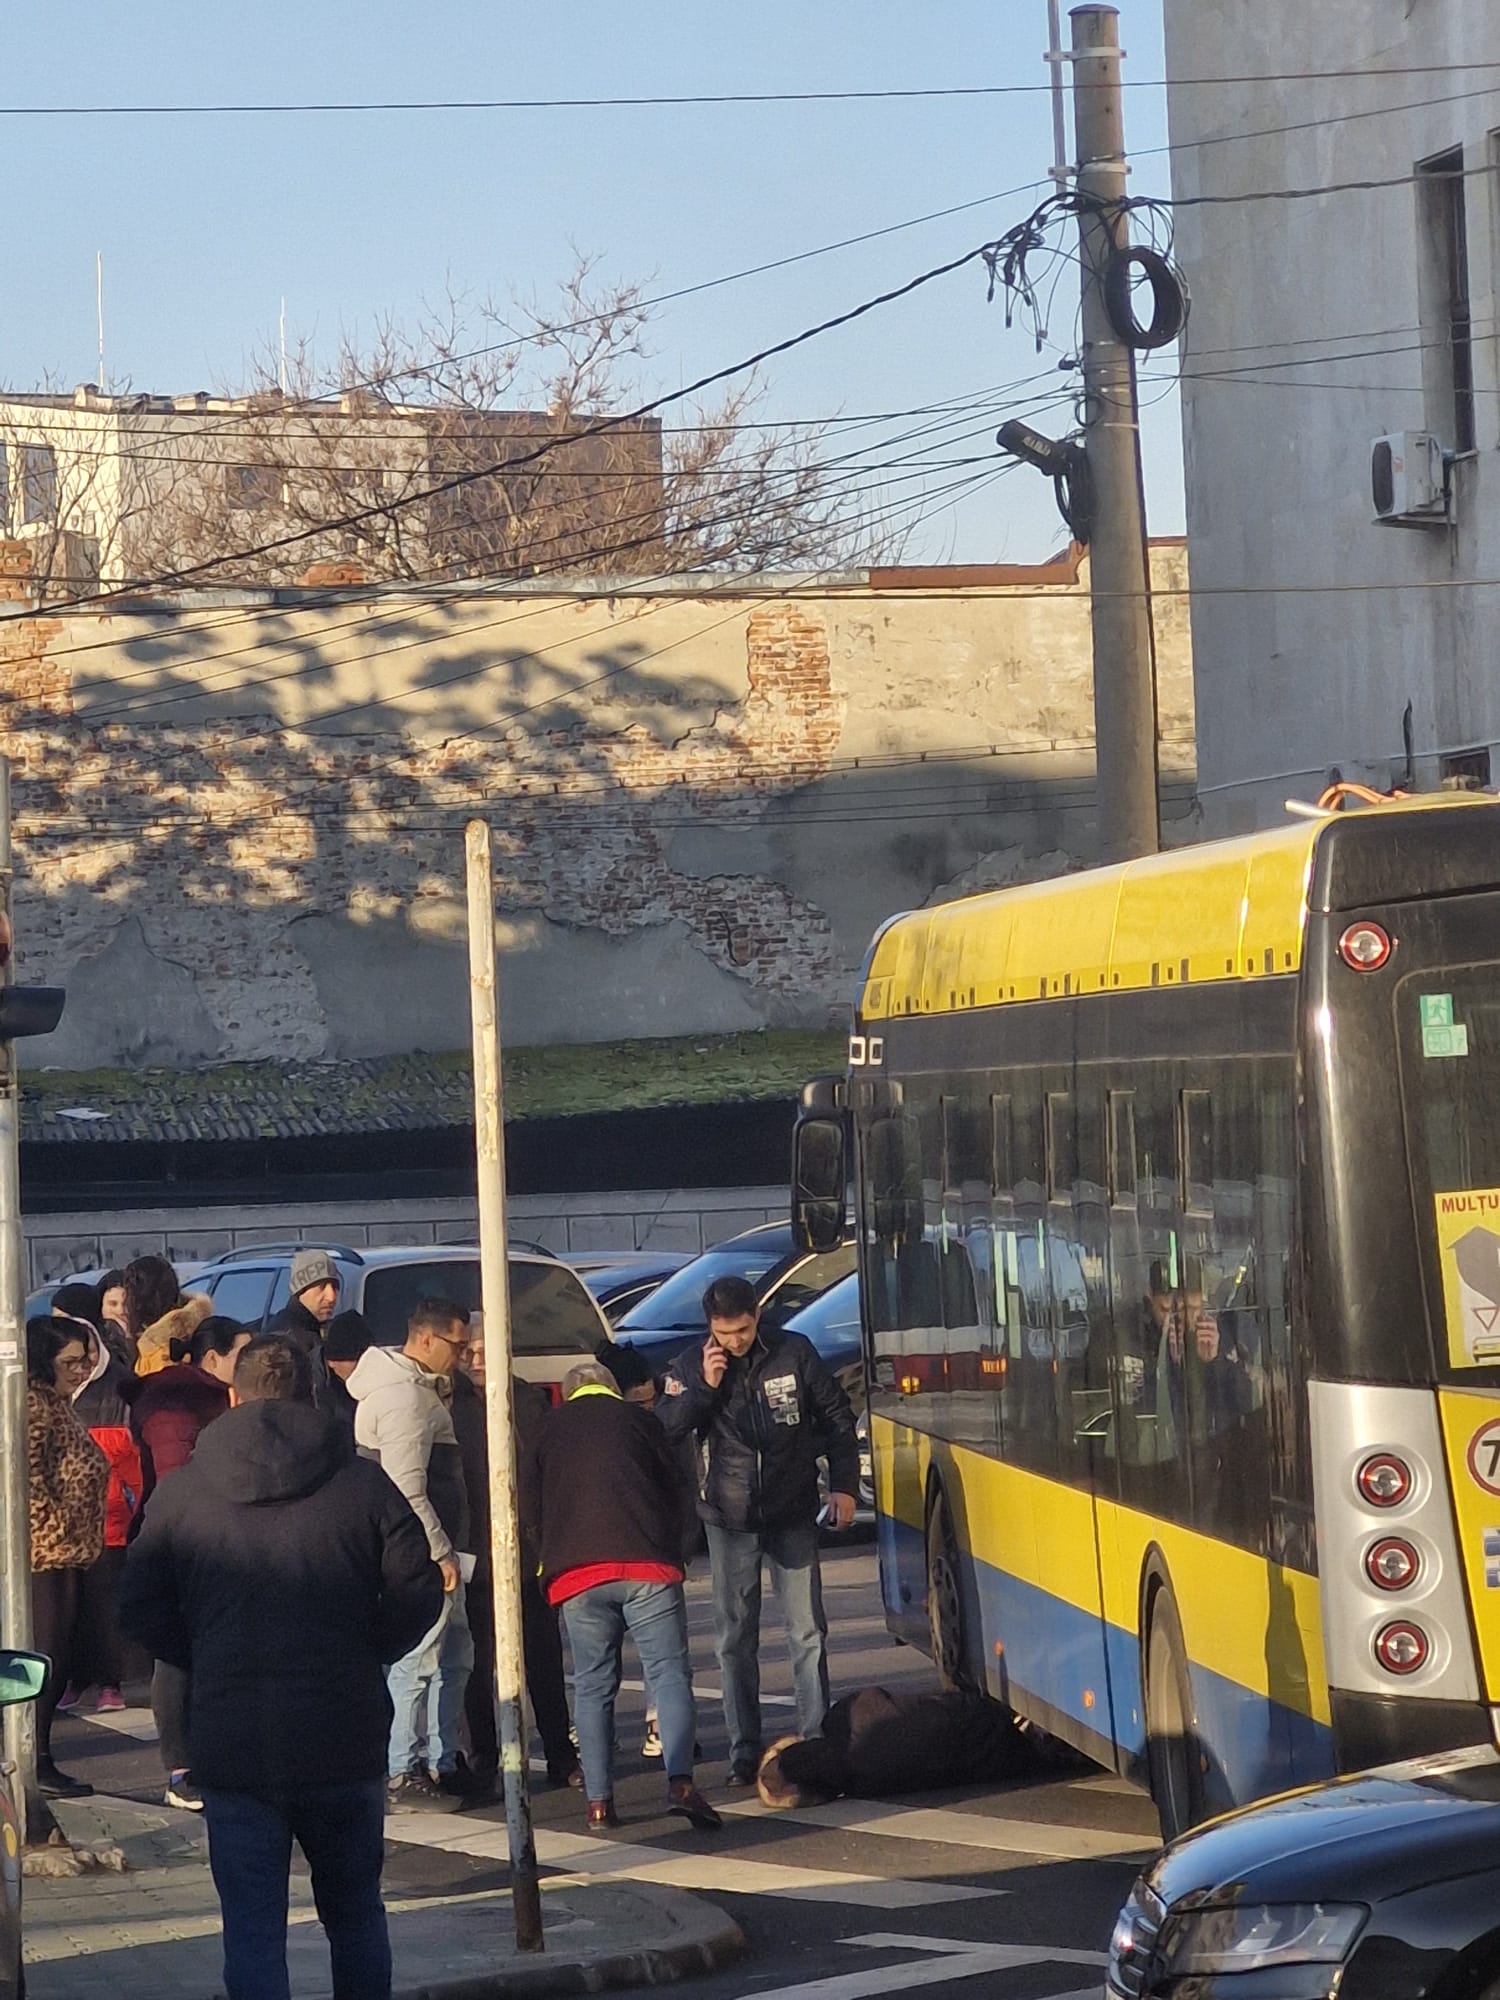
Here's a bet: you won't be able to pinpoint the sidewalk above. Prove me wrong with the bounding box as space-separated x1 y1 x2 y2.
23 1794 745 2000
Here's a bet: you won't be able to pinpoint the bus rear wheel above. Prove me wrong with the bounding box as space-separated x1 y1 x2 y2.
927 1493 967 1690
1145 1590 1205 1843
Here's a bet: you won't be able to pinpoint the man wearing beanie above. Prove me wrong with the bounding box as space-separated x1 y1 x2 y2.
315 1311 376 1444
270 1250 342 1355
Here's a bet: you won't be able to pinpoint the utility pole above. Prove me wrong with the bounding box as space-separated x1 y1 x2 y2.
465 818 544 1955
1070 4 1159 860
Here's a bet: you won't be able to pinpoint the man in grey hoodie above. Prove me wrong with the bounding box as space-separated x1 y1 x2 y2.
348 1297 475 1812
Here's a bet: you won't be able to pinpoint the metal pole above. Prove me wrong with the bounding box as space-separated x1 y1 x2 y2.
465 818 543 1953
0 761 40 1839
1070 4 1159 860
1044 0 1071 186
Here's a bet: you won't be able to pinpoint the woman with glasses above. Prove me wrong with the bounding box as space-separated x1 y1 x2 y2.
26 1315 109 1798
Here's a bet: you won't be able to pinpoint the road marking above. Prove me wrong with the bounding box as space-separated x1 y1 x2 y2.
384 1814 1002 1908
75 1705 157 1742
619 1675 797 1707
723 1796 1155 1862
738 1930 1104 2000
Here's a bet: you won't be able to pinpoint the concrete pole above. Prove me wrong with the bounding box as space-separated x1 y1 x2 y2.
0 761 41 1839
465 818 543 1953
1070 4 1159 860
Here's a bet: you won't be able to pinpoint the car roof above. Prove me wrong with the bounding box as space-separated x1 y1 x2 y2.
204 1244 553 1271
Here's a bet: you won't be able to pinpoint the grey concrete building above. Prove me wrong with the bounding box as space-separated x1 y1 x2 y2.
1164 3 1500 831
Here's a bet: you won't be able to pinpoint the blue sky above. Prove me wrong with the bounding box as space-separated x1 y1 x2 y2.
6 1 1181 564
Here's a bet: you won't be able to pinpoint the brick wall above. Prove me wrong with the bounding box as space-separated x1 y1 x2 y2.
0 549 1196 1067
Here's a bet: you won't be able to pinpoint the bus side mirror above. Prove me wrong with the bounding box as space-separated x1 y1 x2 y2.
792 1114 847 1253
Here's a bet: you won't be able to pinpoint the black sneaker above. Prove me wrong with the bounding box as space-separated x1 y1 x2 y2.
385 1771 461 1815
38 1760 94 1801
725 1760 759 1789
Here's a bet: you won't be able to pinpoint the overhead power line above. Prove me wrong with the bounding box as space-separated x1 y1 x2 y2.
3 63 1499 114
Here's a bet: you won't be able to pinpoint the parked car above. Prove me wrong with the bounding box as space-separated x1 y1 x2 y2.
567 1251 693 1325
26 1263 209 1322
0 1648 50 1999
1108 1743 1500 2000
612 1222 856 1376
193 1243 611 1390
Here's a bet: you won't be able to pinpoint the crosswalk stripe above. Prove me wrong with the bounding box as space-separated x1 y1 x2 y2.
722 1796 1156 1862
383 1814 1002 1908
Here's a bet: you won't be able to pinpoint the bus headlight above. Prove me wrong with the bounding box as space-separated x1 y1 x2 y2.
1157 1902 1366 1976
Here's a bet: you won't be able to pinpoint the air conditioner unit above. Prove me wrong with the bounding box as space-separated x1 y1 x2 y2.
1371 431 1449 526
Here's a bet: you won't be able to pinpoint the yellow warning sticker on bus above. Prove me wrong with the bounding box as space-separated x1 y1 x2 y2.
1436 1191 1500 1367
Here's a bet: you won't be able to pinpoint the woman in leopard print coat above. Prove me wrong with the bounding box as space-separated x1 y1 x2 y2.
27 1316 108 1799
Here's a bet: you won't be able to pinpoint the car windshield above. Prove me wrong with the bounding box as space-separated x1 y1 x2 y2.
617 1241 787 1331
362 1259 602 1353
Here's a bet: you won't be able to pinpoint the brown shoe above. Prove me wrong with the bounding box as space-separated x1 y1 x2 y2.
586 1798 620 1831
667 1780 722 1832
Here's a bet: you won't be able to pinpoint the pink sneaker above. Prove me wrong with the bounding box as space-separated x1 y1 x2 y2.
55 1684 84 1713
95 1687 126 1713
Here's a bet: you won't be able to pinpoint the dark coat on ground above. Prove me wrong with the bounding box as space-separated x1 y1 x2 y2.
522 1390 688 1589
762 1687 1024 1803
658 1327 859 1535
119 1399 442 1791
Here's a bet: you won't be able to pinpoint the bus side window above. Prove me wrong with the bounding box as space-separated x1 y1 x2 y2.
1001 1084 1058 1478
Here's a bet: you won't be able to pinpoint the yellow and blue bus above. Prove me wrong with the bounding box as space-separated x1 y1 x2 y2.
793 795 1500 1834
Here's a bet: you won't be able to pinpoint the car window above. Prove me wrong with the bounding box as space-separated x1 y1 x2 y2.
787 1274 861 1341
361 1261 483 1343
617 1241 790 1332
509 1263 607 1353
204 1268 275 1331
765 1244 857 1321
359 1258 602 1354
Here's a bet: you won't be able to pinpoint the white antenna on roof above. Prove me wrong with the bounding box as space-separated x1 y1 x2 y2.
279 298 288 393
95 252 105 391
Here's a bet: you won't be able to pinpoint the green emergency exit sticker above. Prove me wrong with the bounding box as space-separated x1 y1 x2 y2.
1424 1023 1470 1059
1421 994 1455 1028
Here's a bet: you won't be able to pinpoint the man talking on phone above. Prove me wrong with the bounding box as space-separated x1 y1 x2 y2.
659 1274 858 1788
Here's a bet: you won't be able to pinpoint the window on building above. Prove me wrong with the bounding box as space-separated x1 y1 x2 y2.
1440 746 1491 791
1418 148 1476 453
0 443 9 528
224 463 280 511
20 445 56 525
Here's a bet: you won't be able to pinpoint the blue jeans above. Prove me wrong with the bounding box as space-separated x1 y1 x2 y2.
386 1581 474 1778
706 1520 829 1768
561 1579 696 1800
202 1779 390 2000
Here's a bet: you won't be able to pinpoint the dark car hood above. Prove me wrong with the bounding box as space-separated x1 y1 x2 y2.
190 1400 351 1504
1150 1747 1500 1908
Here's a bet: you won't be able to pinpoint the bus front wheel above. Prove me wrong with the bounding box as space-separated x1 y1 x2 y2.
1145 1590 1205 1842
927 1494 967 1690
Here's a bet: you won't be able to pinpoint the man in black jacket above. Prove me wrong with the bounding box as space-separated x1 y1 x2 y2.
523 1359 719 1833
659 1275 858 1787
267 1248 341 1353
119 1335 442 2000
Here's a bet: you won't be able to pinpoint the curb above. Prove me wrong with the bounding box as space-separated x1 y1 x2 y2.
391 1885 746 1998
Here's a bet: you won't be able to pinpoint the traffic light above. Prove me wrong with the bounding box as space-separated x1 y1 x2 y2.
0 909 63 1043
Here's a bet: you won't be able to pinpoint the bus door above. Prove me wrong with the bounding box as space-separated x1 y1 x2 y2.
1040 1083 1121 1763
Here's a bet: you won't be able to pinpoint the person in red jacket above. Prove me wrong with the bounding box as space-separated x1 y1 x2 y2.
55 1305 144 1715
131 1315 251 1810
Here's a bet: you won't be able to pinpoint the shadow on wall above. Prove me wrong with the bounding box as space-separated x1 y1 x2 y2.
10 593 1198 1068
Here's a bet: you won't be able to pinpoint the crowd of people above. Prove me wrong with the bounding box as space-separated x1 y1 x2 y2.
22 1246 861 2000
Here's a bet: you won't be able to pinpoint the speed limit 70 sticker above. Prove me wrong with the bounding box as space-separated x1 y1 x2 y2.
1467 1417 1500 1495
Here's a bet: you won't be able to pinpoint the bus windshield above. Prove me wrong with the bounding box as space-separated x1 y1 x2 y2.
1398 962 1500 1380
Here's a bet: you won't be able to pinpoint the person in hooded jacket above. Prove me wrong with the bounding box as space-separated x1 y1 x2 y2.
658 1274 858 1787
126 1255 214 1378
54 1307 143 1715
131 1314 253 1811
120 1335 442 2000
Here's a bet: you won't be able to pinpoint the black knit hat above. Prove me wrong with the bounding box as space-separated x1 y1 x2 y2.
323 1310 375 1364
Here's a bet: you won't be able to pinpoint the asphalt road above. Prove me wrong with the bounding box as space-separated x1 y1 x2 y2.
56 1536 1160 1999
